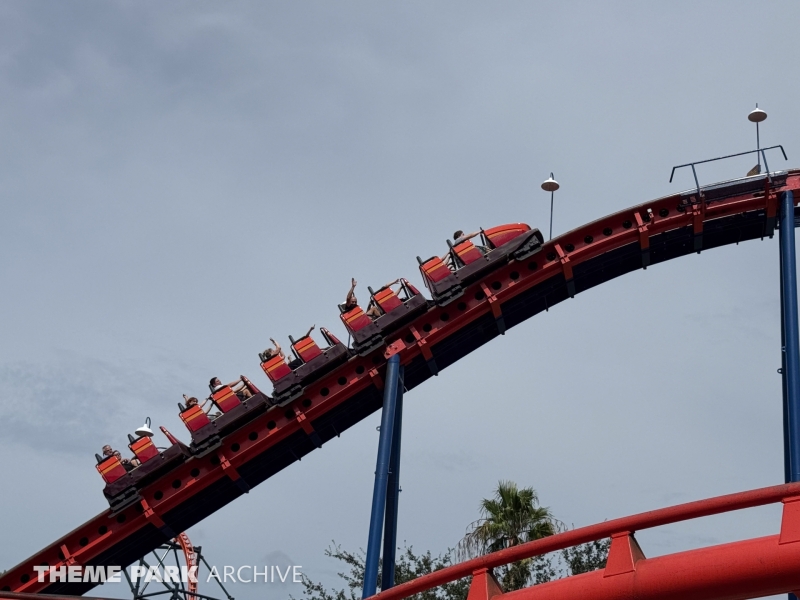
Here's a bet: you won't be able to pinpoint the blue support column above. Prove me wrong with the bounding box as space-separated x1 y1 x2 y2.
780 190 800 482
362 354 401 599
780 190 799 600
381 368 404 590
781 247 791 484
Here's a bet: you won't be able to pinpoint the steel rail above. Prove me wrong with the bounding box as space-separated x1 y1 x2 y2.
2 170 799 595
368 482 800 600
500 534 800 600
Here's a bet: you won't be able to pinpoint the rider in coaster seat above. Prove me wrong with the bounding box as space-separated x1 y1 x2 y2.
260 337 294 385
344 278 382 320
207 378 244 413
291 325 321 364
114 450 139 471
420 255 453 284
370 278 402 315
208 377 253 400
367 278 421 316
259 338 284 363
443 230 488 270
96 451 127 483
128 433 159 465
179 400 212 431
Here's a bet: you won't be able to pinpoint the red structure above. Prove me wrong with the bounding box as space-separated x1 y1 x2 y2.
369 483 800 600
0 169 798 597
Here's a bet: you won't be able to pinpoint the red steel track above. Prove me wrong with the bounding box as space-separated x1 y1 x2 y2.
369 482 800 600
2 169 799 597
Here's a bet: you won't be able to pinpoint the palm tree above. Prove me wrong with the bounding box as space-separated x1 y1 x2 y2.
458 481 560 591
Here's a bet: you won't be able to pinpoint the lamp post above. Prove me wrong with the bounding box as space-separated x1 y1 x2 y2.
541 173 560 241
748 104 767 173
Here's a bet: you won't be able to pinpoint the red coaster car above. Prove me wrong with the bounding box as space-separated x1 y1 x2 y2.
178 377 269 456
259 327 348 405
418 224 544 306
96 434 190 512
339 279 428 356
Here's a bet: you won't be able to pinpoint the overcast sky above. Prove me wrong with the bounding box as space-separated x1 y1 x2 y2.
1 2 800 599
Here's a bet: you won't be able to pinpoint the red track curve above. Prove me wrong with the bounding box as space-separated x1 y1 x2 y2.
1 169 798 596
370 482 800 600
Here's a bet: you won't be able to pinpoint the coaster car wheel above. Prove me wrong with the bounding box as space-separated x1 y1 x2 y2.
353 335 384 357
274 384 303 406
107 487 142 514
432 284 464 307
512 230 545 261
191 434 222 458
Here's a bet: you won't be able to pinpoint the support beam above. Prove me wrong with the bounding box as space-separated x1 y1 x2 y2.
466 569 504 600
780 190 800 600
781 190 800 482
363 354 402 598
782 245 791 484
381 368 405 590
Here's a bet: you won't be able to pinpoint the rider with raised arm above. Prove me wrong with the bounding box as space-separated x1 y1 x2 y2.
453 229 480 244
184 393 213 413
209 376 253 399
346 278 383 319
345 278 358 311
259 338 285 362
444 229 488 268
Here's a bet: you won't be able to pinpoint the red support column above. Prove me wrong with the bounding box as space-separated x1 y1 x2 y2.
603 532 645 577
467 569 504 600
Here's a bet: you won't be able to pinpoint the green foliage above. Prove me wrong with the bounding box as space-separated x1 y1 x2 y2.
296 481 610 600
530 553 558 584
457 481 560 591
523 539 611 586
293 543 469 600
562 538 610 575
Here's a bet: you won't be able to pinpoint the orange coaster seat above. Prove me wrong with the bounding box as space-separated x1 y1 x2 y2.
420 256 452 283
268 326 350 404
292 336 322 362
262 354 292 383
96 455 127 484
452 239 484 266
129 435 159 464
373 287 403 313
211 385 241 413
341 305 373 334
180 404 211 432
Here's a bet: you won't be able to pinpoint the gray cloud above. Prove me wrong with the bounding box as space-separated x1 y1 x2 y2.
1 3 799 600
